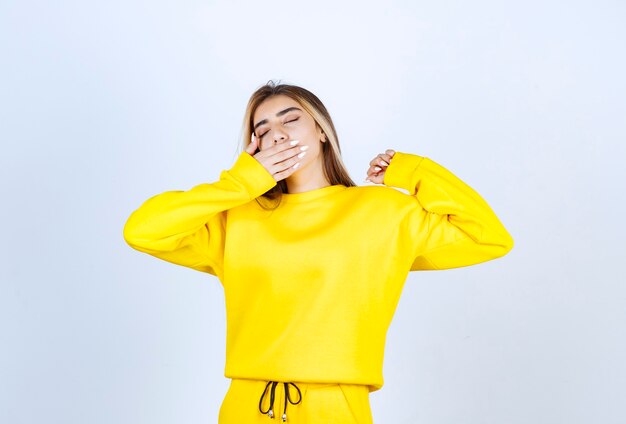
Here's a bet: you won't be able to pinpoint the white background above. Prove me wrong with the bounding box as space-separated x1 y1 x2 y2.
2 1 625 423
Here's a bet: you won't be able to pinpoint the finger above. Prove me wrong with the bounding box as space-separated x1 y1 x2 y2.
369 155 389 167
365 169 379 181
366 169 382 182
258 140 293 165
271 141 306 165
376 155 389 166
273 155 302 181
270 142 306 171
366 164 381 175
246 133 258 154
269 139 301 156
379 153 391 165
366 171 384 184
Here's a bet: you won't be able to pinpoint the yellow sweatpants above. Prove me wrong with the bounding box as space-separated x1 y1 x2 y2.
218 378 374 423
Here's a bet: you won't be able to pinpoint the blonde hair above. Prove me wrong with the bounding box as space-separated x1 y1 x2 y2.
238 80 356 210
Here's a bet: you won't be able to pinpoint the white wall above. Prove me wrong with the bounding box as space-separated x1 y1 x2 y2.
1 0 624 423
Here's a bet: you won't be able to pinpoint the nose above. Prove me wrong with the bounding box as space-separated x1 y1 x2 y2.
272 128 289 143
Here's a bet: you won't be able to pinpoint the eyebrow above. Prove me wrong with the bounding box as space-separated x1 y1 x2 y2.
253 107 302 132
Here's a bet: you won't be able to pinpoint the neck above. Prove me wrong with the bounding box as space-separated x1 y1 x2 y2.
285 156 331 194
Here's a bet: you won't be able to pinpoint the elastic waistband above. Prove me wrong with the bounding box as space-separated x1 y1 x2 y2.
231 377 362 389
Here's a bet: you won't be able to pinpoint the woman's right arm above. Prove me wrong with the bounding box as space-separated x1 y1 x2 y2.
122 151 277 279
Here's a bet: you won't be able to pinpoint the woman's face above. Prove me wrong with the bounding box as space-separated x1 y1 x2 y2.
253 95 324 159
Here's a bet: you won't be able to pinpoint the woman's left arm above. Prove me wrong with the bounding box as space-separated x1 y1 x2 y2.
381 151 514 270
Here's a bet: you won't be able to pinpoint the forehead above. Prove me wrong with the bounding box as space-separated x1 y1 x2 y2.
253 95 302 123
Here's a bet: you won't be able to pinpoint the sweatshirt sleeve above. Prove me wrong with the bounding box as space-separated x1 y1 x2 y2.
122 151 277 279
383 151 514 271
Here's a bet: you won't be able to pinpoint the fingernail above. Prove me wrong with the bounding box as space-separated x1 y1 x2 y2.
290 140 300 146
374 166 381 171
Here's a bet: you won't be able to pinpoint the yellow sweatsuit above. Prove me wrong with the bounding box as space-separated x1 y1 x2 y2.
123 150 513 418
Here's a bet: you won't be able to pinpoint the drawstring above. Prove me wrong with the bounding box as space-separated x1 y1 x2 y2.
258 380 302 422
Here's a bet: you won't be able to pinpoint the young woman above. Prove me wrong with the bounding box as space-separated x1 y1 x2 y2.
123 81 514 423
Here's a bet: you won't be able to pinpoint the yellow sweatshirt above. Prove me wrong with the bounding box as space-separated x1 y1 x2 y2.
123 151 513 393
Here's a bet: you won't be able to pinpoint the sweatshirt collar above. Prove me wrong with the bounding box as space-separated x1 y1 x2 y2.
280 184 346 203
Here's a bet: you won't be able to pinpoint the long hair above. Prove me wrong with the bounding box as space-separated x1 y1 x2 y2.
238 80 357 210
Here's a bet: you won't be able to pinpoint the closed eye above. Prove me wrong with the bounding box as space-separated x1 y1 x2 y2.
259 118 299 138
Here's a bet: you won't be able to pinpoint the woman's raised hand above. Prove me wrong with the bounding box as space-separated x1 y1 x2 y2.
365 149 396 184
246 133 309 182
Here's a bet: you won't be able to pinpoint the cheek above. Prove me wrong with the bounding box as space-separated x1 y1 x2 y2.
260 139 273 150
303 142 322 158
